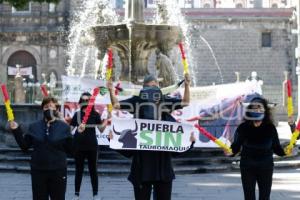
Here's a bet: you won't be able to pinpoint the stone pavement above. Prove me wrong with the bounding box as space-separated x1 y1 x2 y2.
0 169 299 200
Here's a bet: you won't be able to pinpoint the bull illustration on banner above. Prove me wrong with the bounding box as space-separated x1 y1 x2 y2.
113 121 138 148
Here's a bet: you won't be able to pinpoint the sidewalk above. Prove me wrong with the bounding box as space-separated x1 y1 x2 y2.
0 169 299 200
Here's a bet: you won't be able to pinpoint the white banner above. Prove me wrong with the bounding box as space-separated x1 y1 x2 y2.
8 66 32 76
61 76 262 148
61 75 134 103
110 118 194 152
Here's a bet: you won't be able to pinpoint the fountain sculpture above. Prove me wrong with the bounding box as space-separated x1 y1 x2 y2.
91 0 182 85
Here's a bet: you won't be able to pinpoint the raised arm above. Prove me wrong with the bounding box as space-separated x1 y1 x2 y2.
272 126 286 156
181 73 191 107
107 80 121 109
9 121 32 152
230 126 245 155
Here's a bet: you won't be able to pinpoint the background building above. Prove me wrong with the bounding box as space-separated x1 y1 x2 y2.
0 0 70 101
0 0 296 120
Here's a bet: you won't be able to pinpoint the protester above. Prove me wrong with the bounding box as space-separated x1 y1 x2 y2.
70 92 105 200
107 74 195 200
9 97 73 200
230 97 286 200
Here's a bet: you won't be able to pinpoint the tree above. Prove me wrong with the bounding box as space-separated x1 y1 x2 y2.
0 0 60 9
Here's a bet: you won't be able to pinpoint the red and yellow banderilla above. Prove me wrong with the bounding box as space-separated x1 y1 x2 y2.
195 124 232 154
1 84 14 121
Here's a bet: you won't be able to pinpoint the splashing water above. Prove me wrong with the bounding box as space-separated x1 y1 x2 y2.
199 35 224 84
80 48 90 78
164 0 197 86
67 0 119 77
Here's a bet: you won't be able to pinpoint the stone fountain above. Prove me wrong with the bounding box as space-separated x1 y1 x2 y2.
91 0 182 86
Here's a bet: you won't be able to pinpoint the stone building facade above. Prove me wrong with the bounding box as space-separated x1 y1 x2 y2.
181 8 296 118
0 0 296 118
0 0 70 102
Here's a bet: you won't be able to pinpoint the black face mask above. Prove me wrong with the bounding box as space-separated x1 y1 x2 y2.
80 100 89 110
43 109 57 121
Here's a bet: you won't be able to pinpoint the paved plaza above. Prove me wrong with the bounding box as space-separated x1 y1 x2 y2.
0 169 299 200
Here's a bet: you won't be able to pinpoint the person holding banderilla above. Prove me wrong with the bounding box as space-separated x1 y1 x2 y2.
70 92 106 200
107 73 195 200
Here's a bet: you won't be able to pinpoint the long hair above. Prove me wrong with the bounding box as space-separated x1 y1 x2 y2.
244 97 274 125
78 92 91 104
78 92 97 114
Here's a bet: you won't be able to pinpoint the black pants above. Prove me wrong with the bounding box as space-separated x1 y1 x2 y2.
31 169 67 200
240 168 273 200
133 181 172 200
75 150 98 196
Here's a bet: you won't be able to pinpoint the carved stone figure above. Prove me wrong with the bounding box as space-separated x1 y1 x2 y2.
155 49 176 87
13 66 25 104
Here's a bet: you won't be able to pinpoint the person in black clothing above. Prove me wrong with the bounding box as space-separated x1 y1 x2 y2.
70 92 104 200
107 74 195 200
230 97 286 200
9 97 73 200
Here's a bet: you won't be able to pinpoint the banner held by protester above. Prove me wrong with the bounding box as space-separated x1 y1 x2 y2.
110 118 194 152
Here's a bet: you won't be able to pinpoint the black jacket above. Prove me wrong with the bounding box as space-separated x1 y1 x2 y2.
231 122 285 169
118 143 194 186
70 110 101 151
117 95 194 186
12 120 73 170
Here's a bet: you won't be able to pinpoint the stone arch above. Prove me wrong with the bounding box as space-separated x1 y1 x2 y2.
7 51 37 80
1 46 42 83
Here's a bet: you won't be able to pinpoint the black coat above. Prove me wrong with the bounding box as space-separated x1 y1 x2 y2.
231 121 285 169
12 120 73 170
117 95 194 186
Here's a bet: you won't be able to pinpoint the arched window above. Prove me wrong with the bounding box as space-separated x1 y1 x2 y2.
7 51 37 81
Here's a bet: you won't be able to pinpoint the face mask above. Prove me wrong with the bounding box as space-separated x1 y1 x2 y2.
247 111 265 121
139 86 163 103
80 100 89 109
43 109 57 121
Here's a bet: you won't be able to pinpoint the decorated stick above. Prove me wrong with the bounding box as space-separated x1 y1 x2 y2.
194 124 232 154
1 84 14 121
285 120 300 155
40 84 49 97
115 82 122 96
82 87 100 124
286 79 294 118
179 42 189 74
105 49 113 80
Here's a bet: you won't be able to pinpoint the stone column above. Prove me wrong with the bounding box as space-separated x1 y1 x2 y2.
125 0 145 23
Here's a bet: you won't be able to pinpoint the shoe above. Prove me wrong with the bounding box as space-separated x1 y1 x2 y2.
93 195 100 200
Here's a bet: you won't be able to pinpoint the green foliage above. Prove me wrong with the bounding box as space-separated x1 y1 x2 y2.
0 0 60 9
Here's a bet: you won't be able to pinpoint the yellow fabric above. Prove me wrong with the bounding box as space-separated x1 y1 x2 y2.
182 59 189 74
287 97 294 117
4 101 14 121
107 104 113 112
215 139 232 154
285 130 300 156
106 68 112 80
